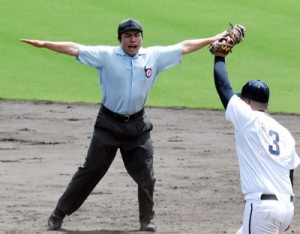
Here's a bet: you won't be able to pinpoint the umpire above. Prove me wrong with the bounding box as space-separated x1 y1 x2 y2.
21 18 226 232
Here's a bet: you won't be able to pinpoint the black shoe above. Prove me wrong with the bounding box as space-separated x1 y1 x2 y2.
140 220 156 232
47 210 65 231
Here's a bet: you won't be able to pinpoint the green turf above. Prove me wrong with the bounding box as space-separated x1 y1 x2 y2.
1 0 300 114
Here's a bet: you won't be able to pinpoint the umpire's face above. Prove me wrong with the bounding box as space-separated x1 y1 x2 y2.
120 29 142 57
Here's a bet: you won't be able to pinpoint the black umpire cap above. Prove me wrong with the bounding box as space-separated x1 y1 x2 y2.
118 18 143 40
240 80 270 103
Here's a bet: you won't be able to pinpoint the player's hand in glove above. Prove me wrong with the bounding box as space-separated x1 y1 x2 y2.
209 24 246 56
211 36 232 57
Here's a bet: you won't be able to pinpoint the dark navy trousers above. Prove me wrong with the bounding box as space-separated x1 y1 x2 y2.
55 105 156 223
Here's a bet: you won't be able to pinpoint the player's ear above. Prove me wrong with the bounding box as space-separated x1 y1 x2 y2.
242 98 251 105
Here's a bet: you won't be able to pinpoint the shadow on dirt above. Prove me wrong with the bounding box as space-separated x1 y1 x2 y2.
61 229 140 234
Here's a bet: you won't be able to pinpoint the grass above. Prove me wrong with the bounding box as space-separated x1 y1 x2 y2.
1 0 300 114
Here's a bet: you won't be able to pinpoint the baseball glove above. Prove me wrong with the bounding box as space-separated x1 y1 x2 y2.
209 24 246 56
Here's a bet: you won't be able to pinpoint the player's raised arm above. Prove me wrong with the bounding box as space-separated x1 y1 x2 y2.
20 39 79 56
210 24 246 109
213 55 234 109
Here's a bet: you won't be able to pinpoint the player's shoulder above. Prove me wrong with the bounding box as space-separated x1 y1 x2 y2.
226 95 250 116
263 113 294 139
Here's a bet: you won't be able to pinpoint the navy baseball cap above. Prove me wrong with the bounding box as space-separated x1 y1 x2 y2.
240 80 270 103
118 18 143 38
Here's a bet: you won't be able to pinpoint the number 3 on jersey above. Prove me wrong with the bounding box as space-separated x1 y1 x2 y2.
269 130 280 155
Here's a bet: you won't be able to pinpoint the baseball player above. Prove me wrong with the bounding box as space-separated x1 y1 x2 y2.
211 40 300 233
21 18 227 232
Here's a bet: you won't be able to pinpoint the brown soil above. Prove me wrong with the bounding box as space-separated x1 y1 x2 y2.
1 100 299 234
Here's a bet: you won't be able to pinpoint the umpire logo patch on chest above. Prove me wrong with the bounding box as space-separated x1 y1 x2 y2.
145 67 152 78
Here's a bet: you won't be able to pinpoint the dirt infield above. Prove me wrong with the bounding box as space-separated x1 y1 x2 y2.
1 100 300 234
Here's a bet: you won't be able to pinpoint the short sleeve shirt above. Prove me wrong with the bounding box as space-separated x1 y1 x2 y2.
225 95 300 196
77 44 182 114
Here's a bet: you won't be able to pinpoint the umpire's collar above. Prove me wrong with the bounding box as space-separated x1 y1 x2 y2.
116 46 146 58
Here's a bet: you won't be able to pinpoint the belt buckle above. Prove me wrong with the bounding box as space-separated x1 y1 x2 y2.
123 115 130 123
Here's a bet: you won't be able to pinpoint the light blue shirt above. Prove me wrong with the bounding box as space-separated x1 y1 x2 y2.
77 44 182 114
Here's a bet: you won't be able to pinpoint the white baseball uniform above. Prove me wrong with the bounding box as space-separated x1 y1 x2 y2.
226 95 300 234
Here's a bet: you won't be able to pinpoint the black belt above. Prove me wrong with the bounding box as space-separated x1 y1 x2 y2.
101 105 144 123
261 194 294 202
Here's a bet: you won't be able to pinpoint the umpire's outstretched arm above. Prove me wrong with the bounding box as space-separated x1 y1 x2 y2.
214 56 235 109
20 39 79 56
